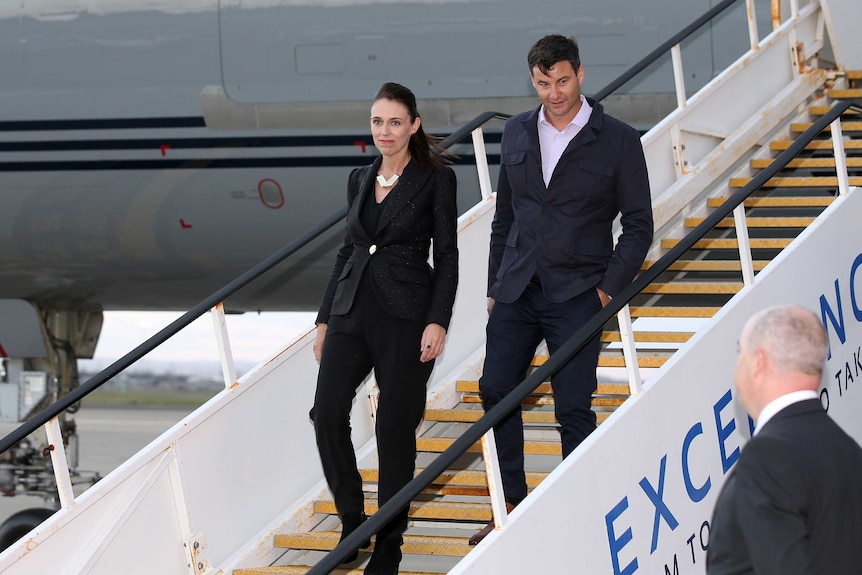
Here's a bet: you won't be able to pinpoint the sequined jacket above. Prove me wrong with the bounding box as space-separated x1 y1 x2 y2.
316 156 459 329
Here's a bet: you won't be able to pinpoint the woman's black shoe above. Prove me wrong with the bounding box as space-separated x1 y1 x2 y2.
365 535 403 575
339 513 371 563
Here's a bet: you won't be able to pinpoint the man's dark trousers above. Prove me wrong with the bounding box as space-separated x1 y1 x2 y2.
479 278 602 504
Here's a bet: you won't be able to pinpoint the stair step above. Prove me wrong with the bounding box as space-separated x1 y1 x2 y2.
847 71 862 81
358 468 548 488
456 380 630 395
643 260 769 271
629 306 720 317
274 531 473 557
790 121 862 132
706 196 834 208
808 105 861 116
424 408 557 423
661 238 792 249
417 436 563 455
771 139 862 150
730 176 862 187
235 567 442 575
684 216 815 228
533 353 672 368
313 499 494 522
641 282 744 295
602 330 694 343
750 157 862 169
458 395 626 407
827 88 862 99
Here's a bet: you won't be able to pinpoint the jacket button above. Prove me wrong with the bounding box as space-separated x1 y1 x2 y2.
369 245 377 255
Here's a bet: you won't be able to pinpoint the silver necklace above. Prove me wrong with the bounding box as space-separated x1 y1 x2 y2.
376 173 399 188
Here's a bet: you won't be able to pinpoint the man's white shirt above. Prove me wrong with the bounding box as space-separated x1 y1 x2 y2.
538 95 593 187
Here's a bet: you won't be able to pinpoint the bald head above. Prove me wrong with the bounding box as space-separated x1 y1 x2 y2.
735 305 827 419
743 305 827 377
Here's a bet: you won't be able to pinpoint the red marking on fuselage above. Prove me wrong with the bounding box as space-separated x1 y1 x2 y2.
180 219 192 229
0 343 7 358
354 141 367 153
160 145 171 156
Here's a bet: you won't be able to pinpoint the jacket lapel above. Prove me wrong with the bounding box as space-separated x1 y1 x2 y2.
375 159 431 237
348 157 380 241
523 108 545 190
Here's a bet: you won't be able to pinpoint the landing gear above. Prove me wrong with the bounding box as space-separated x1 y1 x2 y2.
0 508 56 550
0 302 104 549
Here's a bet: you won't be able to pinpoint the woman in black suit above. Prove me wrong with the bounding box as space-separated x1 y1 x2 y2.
311 82 458 575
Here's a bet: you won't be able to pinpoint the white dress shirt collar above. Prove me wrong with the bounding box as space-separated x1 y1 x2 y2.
753 390 819 435
537 95 592 186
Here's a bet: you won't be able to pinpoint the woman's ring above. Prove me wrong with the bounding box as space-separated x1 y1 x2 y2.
425 344 432 349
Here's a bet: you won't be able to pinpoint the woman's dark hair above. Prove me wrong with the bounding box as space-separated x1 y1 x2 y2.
527 34 580 76
373 82 452 172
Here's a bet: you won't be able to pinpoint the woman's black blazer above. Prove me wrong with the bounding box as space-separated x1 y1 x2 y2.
316 156 458 330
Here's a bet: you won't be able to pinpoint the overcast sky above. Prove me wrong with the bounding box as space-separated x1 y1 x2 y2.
81 310 317 371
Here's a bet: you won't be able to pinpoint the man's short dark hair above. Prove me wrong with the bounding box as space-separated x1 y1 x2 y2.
528 34 580 76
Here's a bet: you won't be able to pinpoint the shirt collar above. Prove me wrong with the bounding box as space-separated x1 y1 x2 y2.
538 95 592 133
753 390 819 435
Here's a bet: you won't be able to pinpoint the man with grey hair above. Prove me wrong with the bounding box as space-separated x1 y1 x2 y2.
707 304 862 574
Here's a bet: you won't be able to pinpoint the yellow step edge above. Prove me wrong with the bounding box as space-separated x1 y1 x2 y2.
641 282 744 295
750 157 862 168
424 408 558 423
313 499 494 521
456 380 630 395
706 196 834 208
770 140 862 150
417 436 563 455
629 306 720 317
729 176 862 187
358 468 548 488
643 260 769 272
661 238 792 249
458 395 626 408
827 88 862 99
274 531 473 557
602 330 694 343
684 216 815 228
533 353 672 368
808 105 861 116
790 121 862 132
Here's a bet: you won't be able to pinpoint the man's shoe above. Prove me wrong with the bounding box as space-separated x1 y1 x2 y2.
365 535 403 575
468 501 516 546
339 513 371 563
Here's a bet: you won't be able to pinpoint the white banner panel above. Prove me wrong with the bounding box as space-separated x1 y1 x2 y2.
453 189 862 575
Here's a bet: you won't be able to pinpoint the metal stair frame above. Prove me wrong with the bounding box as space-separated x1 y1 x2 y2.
1 1 860 574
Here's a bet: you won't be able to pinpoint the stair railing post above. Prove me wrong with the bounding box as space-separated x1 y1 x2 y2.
480 429 509 532
210 302 237 387
830 117 850 196
746 0 760 50
671 44 687 109
45 416 75 509
471 126 494 201
616 304 643 395
733 204 756 286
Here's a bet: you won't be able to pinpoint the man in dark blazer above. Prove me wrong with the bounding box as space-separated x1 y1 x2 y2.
470 34 653 544
707 305 862 574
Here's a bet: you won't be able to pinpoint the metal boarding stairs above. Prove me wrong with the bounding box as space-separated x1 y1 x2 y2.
0 1 860 574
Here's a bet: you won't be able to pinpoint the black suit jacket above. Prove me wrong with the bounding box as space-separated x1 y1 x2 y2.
707 399 862 574
488 99 653 303
316 157 458 329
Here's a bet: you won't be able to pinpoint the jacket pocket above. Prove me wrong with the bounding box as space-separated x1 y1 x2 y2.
578 159 614 177
502 151 526 165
